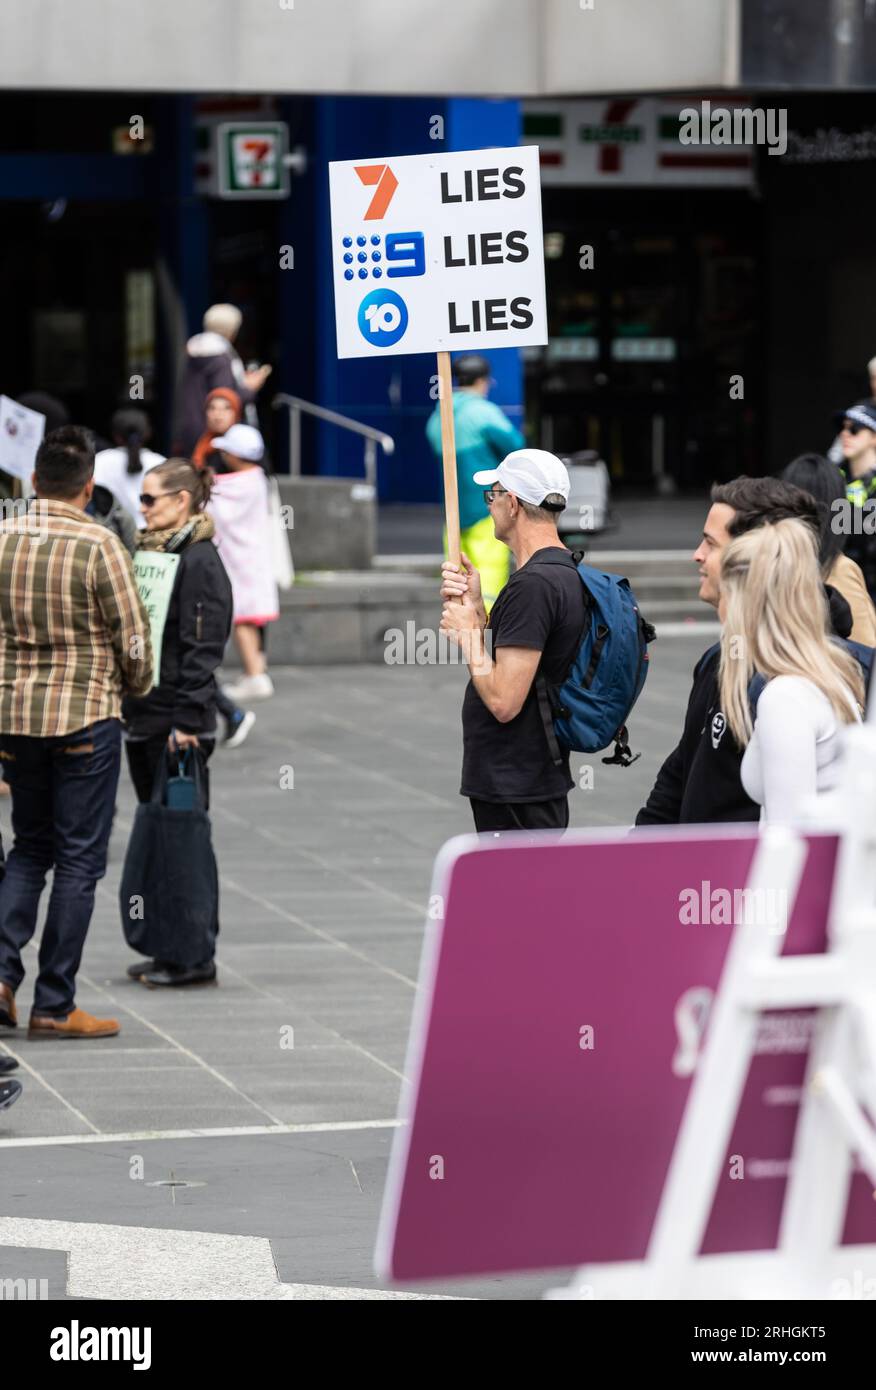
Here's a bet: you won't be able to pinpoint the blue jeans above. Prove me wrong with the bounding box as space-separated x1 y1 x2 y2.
0 718 122 1016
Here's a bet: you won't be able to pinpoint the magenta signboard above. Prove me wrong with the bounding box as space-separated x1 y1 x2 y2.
377 826 876 1282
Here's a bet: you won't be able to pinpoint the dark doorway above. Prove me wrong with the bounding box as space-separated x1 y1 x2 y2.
527 188 764 490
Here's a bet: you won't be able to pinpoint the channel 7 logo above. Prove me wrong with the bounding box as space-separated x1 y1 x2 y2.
341 231 426 283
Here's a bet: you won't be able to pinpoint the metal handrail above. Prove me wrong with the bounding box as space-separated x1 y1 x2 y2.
272 393 394 488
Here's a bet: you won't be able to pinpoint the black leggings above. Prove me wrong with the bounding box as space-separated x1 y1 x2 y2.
469 796 570 833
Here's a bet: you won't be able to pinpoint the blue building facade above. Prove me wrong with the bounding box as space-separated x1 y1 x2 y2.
0 91 522 503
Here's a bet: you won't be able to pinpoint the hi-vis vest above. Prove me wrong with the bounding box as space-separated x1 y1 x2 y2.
843 467 876 507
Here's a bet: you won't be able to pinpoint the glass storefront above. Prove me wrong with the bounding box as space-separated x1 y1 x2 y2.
524 188 764 491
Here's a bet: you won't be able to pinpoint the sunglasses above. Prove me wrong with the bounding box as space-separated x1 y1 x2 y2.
140 489 186 507
841 421 869 436
484 487 509 504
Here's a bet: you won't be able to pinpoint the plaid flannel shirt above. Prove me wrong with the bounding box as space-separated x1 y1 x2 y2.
0 499 153 737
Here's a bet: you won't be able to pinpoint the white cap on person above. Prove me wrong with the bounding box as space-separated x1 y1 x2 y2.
211 423 265 461
473 448 570 506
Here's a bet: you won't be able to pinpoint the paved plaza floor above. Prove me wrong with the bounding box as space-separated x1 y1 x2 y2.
0 634 706 1299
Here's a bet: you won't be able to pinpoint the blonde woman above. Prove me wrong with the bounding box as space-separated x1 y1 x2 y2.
718 518 864 825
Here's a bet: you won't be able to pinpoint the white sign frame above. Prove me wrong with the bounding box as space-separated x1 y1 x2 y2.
329 145 547 359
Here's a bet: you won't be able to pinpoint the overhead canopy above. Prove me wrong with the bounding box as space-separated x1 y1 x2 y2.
3 0 872 97
0 0 738 95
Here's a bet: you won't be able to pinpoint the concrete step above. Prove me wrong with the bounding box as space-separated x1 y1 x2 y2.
226 564 709 665
372 551 701 605
373 548 696 575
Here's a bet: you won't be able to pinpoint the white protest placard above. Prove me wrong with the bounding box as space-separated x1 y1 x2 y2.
328 146 547 359
0 396 46 483
133 552 180 685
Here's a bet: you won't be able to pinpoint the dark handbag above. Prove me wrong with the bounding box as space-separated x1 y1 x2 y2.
119 747 219 968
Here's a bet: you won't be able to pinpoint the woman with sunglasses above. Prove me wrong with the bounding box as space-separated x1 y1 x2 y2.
123 458 232 987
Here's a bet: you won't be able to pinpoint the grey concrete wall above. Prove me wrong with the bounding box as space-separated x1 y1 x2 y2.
277 476 375 572
223 574 442 666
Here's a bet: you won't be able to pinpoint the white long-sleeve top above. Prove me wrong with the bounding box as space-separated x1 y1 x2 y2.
740 675 860 825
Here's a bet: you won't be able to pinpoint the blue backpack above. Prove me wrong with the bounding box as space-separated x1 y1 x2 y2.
535 556 656 769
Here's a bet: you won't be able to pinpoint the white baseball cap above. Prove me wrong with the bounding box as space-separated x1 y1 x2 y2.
211 423 265 461
473 448 570 506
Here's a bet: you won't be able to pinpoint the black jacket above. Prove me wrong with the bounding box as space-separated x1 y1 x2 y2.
635 645 758 826
635 585 854 826
175 332 256 456
123 534 233 738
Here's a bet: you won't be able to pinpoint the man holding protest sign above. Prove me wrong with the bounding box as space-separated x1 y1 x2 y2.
330 144 554 825
440 449 586 831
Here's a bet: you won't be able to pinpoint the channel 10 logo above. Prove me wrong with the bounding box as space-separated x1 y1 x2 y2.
358 288 409 347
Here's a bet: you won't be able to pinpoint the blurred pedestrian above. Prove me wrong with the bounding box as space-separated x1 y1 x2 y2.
124 459 232 987
17 391 69 436
175 303 271 456
719 518 863 824
0 427 152 1039
0 1072 21 1112
835 402 876 601
94 409 165 526
87 480 138 555
191 388 242 472
208 424 278 702
426 354 524 611
780 453 876 645
188 389 254 746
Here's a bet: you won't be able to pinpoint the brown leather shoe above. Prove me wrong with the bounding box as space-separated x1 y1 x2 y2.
28 1007 119 1040
0 981 17 1029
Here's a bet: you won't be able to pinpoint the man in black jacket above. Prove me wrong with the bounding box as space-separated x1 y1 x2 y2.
635 476 853 826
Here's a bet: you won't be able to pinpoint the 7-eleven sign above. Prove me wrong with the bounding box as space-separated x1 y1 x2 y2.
217 121 290 199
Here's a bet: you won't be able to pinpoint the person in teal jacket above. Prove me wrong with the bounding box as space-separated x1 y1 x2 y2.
426 354 525 610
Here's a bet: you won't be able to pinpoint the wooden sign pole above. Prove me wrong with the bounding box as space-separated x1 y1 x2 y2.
437 350 460 568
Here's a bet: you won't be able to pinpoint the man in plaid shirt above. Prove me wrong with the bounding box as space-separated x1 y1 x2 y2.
0 427 153 1039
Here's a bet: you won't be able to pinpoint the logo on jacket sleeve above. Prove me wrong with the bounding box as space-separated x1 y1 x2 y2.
710 711 726 749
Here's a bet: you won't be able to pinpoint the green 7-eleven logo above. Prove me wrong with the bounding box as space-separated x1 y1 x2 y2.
354 164 399 220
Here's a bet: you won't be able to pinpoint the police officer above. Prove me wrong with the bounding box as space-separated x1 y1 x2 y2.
836 401 876 600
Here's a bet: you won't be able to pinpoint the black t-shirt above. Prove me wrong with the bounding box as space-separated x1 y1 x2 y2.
460 546 588 803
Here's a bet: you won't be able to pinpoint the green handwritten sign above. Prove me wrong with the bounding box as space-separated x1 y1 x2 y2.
133 552 180 685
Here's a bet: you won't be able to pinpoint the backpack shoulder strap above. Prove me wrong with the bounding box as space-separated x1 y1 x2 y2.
536 675 565 767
